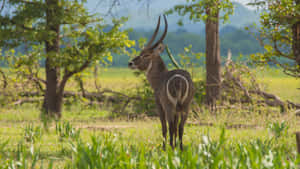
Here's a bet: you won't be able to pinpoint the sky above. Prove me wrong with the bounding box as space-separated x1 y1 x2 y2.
83 0 257 30
85 0 254 16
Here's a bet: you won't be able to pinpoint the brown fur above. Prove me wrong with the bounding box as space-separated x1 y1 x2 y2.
129 44 194 149
128 16 195 149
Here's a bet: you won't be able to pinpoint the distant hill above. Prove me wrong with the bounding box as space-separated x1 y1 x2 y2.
87 0 260 34
111 27 263 67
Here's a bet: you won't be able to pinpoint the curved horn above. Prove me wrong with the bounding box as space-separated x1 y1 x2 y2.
145 16 161 48
150 15 168 49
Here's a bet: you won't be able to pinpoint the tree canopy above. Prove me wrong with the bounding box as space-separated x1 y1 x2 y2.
248 0 300 77
0 0 134 118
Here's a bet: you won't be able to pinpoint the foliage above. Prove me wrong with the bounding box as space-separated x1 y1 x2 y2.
221 58 260 102
267 121 289 139
0 0 135 117
127 27 262 64
176 45 206 104
24 124 43 143
0 142 48 169
248 0 300 77
131 75 156 116
193 80 206 104
0 28 264 68
1 13 133 81
55 121 81 141
166 0 234 24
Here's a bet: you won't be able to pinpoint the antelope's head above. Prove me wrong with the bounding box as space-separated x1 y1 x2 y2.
128 15 168 71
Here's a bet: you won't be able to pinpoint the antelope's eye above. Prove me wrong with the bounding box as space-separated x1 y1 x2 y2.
132 57 140 62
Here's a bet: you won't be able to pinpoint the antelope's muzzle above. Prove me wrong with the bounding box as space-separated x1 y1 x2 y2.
128 61 136 69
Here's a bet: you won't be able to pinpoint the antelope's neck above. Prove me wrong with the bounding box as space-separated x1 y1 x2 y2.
146 56 168 90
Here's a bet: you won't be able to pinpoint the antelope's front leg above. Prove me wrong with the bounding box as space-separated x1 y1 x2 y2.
159 113 167 149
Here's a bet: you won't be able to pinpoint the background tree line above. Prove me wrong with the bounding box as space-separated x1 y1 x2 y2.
114 26 263 67
1 25 263 67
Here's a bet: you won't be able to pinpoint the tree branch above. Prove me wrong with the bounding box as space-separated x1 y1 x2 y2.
0 68 7 89
9 19 36 31
283 69 300 78
60 18 102 25
13 97 43 105
277 15 300 24
17 70 45 92
58 53 93 95
0 0 5 13
272 36 294 60
18 0 42 5
105 0 120 16
267 57 300 76
94 65 101 92
28 73 45 91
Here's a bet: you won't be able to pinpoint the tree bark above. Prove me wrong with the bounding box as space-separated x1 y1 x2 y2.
42 0 62 118
296 132 300 154
292 1 300 68
205 7 221 110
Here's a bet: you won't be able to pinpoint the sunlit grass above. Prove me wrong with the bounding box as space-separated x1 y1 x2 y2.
254 68 300 102
0 67 299 168
0 118 298 168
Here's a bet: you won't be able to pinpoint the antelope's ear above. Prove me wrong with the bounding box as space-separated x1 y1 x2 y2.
153 43 165 56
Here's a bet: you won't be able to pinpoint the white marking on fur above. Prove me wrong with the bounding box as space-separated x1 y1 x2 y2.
166 74 189 105
145 61 152 76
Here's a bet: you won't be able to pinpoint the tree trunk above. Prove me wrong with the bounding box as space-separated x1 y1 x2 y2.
42 59 63 118
42 0 62 118
205 7 221 110
292 0 300 69
296 132 300 154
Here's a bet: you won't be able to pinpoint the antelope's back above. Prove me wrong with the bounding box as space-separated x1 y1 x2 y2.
160 69 194 110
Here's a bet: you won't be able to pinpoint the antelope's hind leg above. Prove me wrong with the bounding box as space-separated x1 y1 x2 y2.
168 118 175 149
164 105 176 149
174 113 179 147
179 112 188 150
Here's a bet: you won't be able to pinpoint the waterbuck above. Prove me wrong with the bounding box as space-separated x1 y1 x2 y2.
128 15 195 150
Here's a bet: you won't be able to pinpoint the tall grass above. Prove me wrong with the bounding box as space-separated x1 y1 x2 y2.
66 129 299 169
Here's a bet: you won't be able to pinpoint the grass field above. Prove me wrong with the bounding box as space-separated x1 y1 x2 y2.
0 68 299 168
73 67 300 100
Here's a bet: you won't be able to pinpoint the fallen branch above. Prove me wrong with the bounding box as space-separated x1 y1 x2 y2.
11 89 146 114
187 122 260 129
222 49 300 112
13 98 43 105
